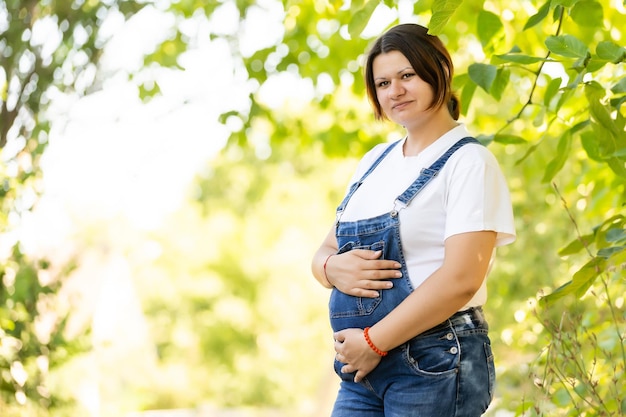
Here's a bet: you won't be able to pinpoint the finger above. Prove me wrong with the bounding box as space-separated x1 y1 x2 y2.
341 364 355 374
361 274 398 288
354 369 368 383
373 259 403 271
351 249 383 260
367 267 402 279
333 332 345 343
350 288 382 298
351 279 394 298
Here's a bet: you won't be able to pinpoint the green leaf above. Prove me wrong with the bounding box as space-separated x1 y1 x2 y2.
428 0 463 35
493 133 526 144
552 0 579 6
607 157 626 178
540 257 604 305
490 67 509 101
477 10 503 47
590 120 617 158
573 54 592 71
570 0 604 27
611 77 626 94
606 245 626 272
545 35 589 58
556 84 576 111
570 119 591 136
348 0 380 39
468 63 496 93
524 0 550 30
597 245 624 258
475 134 494 146
581 130 603 161
452 72 469 89
542 130 572 183
558 234 594 256
612 95 626 109
493 53 545 64
566 70 585 89
350 0 366 9
586 58 608 72
596 215 626 237
460 79 477 115
596 41 626 63
544 77 562 107
585 82 621 139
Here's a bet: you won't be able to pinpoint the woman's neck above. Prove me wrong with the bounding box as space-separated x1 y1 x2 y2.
402 110 459 156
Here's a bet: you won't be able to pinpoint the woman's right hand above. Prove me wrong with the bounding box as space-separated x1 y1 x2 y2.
326 250 402 298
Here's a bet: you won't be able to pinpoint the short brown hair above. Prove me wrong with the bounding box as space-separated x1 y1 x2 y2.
364 24 460 120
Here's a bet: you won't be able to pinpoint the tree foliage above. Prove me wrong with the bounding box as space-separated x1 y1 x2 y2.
1 0 624 416
1 0 145 414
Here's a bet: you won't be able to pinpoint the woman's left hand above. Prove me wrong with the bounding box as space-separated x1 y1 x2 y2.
334 328 382 383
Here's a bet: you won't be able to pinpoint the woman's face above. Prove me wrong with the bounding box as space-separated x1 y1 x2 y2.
372 50 436 128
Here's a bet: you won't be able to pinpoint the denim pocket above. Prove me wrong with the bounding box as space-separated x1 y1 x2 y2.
329 290 382 319
336 240 385 255
404 329 460 376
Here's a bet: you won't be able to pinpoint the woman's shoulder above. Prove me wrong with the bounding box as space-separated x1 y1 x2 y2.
450 138 501 168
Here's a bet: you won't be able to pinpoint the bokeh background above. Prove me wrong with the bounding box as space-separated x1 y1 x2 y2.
1 0 624 416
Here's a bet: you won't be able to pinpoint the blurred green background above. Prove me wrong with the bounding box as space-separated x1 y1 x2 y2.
1 0 624 416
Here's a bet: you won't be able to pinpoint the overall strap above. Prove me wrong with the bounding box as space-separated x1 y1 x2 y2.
336 139 402 215
395 137 481 208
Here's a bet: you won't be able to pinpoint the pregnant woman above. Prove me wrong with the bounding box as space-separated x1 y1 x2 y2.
311 23 516 417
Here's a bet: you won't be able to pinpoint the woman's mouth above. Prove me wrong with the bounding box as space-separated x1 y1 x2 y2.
393 101 412 110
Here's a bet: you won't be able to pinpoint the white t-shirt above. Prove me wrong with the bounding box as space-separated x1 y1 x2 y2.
339 124 516 309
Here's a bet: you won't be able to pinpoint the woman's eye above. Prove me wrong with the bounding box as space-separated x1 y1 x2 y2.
377 81 389 87
402 73 415 79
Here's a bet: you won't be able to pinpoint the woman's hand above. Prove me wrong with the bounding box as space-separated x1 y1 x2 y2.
327 250 402 298
334 328 382 383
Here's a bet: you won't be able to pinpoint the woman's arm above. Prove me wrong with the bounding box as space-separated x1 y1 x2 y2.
334 230 497 381
311 225 403 297
370 230 496 348
311 226 339 289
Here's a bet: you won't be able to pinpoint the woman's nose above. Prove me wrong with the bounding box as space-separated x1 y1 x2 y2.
389 80 404 98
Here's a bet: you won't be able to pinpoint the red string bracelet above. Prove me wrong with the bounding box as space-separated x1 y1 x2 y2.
322 254 334 287
363 327 388 357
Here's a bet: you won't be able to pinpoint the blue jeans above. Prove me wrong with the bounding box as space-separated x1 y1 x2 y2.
330 308 495 417
328 137 493 416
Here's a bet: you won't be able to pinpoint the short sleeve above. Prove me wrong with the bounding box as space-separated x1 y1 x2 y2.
444 148 516 247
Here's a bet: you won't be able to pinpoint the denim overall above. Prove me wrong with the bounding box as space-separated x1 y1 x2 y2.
330 137 495 417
